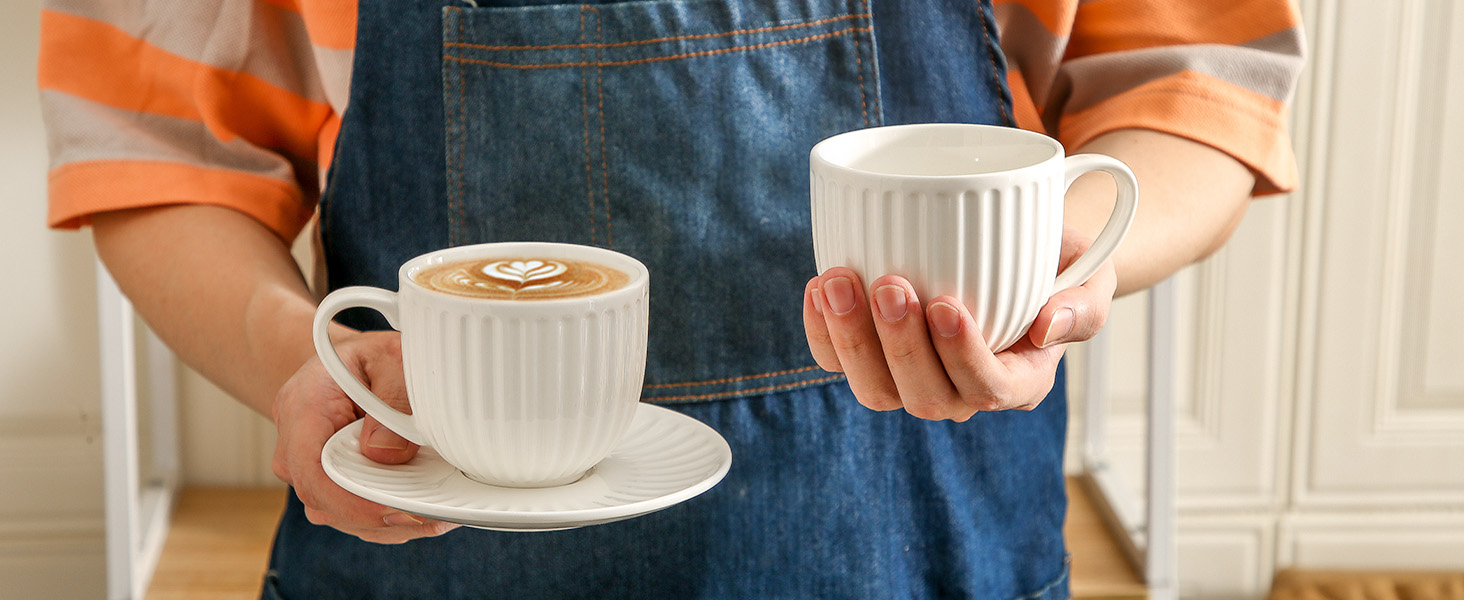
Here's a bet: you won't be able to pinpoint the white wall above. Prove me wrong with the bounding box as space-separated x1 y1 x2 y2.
0 0 277 594
0 0 107 597
1080 0 1464 597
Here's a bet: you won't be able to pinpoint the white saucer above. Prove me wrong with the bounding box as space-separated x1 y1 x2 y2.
321 403 732 532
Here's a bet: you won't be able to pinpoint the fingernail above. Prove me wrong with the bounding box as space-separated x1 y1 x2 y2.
384 512 424 527
366 426 408 450
929 302 962 338
822 277 856 315
811 288 825 315
873 285 908 322
1041 308 1075 347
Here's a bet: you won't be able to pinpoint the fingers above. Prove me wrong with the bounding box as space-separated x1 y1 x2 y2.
813 240 1122 419
923 297 1007 413
358 417 419 464
810 268 903 411
865 277 966 421
1029 286 1104 348
927 297 1062 412
808 269 976 420
353 334 421 464
277 393 456 544
278 413 456 543
272 332 458 544
1028 231 1119 349
807 268 1073 418
295 470 459 544
802 277 842 372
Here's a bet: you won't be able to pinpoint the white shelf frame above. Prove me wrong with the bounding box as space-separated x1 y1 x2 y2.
98 264 180 600
1078 278 1178 599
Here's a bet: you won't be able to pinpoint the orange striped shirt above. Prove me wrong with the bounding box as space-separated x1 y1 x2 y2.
40 0 1303 241
996 0 1303 198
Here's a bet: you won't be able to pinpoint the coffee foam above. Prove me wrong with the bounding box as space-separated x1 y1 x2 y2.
414 257 630 300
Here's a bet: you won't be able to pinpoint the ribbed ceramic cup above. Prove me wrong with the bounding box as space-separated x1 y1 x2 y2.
313 242 650 488
810 123 1138 352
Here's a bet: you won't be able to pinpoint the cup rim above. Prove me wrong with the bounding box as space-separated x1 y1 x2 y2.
397 241 649 305
809 122 1064 181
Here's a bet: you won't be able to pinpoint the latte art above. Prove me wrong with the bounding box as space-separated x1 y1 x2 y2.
415 257 630 300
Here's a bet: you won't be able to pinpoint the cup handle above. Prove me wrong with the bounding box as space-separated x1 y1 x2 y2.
1053 154 1139 292
311 286 425 446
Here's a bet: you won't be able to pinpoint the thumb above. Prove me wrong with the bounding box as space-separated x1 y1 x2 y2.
358 416 420 464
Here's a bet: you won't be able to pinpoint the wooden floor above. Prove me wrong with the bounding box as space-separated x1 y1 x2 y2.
1269 569 1464 600
146 479 1146 599
145 488 288 600
1067 477 1148 599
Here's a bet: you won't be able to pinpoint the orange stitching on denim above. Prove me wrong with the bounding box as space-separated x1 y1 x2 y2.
645 375 846 403
851 0 869 127
445 14 871 52
642 365 824 389
446 10 457 244
594 7 612 247
579 6 596 244
445 27 871 70
977 2 1014 127
450 11 468 246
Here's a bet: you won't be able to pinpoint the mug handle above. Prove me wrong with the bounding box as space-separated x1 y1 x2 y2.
311 287 426 445
1053 154 1139 292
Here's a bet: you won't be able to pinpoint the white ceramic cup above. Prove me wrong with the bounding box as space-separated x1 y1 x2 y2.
810 123 1138 352
313 242 650 488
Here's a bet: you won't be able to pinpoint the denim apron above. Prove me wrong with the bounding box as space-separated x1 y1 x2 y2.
265 0 1070 597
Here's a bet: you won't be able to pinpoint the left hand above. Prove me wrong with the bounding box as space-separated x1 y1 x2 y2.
802 226 1118 421
272 330 460 544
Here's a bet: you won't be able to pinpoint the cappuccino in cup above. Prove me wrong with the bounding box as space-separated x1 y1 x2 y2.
314 242 650 488
414 257 630 300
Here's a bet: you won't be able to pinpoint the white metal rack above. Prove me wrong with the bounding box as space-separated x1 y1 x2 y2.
98 265 180 600
1078 277 1178 599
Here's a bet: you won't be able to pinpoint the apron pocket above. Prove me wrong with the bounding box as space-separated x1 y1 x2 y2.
442 0 879 398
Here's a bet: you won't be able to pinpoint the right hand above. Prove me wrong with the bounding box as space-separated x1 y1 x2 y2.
802 228 1117 421
271 330 459 543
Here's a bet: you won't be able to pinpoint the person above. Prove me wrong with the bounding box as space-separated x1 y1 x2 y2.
40 0 1303 597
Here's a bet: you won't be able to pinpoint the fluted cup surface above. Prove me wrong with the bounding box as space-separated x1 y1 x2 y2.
313 242 650 488
811 123 1137 352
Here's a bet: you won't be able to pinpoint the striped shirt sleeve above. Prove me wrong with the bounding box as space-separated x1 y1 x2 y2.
38 0 355 241
42 0 1303 239
996 0 1305 195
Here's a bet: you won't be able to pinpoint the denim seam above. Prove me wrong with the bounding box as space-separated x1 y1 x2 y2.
444 27 872 69
592 6 613 248
642 364 824 389
976 0 1014 128
446 13 870 52
449 11 469 246
851 0 869 127
860 0 881 123
1012 555 1072 600
644 373 846 403
579 5 597 245
261 569 289 600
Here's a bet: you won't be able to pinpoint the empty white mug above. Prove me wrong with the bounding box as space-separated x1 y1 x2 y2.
810 123 1138 352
